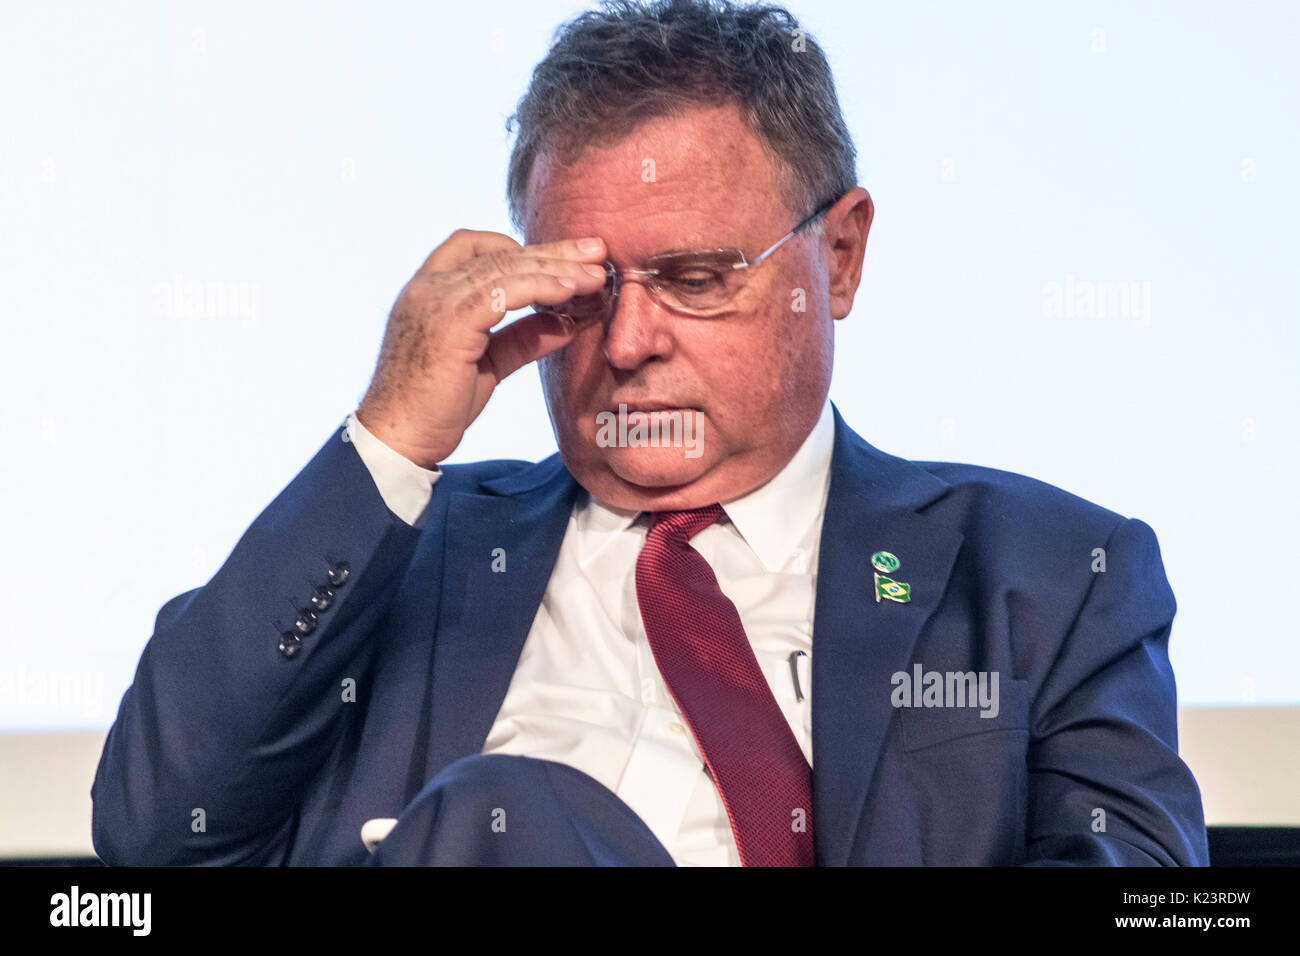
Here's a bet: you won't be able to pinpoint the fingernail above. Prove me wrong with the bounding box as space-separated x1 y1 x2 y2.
557 277 576 289
577 237 603 253
582 263 607 278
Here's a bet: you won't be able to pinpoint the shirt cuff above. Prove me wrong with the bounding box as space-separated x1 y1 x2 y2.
344 411 440 528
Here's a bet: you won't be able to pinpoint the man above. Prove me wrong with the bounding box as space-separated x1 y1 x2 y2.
91 0 1209 866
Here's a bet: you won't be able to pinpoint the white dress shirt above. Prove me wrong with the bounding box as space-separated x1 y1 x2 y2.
343 401 835 865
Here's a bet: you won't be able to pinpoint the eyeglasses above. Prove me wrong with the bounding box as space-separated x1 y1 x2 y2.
537 196 837 322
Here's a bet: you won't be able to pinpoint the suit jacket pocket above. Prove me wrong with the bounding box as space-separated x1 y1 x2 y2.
897 677 1031 752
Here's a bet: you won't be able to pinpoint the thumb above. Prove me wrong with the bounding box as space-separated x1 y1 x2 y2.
484 309 601 382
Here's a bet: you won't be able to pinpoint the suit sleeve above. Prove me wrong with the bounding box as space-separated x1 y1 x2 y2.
91 423 424 865
1021 517 1210 866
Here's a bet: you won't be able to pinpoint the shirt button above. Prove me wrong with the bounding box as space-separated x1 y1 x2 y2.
667 721 687 737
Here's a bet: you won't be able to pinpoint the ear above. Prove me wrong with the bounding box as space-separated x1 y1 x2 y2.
823 187 874 320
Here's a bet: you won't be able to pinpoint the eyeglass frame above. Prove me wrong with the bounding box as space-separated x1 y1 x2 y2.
542 194 840 320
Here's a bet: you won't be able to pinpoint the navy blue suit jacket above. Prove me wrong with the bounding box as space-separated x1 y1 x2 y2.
91 405 1209 865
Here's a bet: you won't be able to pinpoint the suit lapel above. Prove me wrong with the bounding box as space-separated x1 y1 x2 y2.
424 455 580 776
812 406 964 866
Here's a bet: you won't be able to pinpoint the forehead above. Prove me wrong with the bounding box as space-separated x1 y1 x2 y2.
522 103 793 259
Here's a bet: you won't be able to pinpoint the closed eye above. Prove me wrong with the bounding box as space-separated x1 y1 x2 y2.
660 265 728 290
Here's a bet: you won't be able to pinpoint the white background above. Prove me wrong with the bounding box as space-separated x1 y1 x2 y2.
1 0 1296 741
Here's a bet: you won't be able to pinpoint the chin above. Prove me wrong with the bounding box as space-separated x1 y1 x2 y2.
560 447 721 512
603 447 711 489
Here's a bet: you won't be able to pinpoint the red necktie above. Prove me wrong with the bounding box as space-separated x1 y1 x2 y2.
635 505 815 866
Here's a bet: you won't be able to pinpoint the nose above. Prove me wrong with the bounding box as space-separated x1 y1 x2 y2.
601 275 676 369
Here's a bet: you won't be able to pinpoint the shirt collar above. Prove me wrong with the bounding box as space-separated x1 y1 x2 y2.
576 398 836 572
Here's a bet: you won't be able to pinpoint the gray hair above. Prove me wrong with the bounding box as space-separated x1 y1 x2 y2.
505 0 857 237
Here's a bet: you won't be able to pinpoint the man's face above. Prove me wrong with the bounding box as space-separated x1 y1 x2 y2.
525 103 866 512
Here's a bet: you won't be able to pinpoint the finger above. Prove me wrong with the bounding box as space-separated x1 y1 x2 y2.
453 271 602 333
459 252 610 287
518 235 607 263
430 231 607 277
484 309 602 382
422 229 521 273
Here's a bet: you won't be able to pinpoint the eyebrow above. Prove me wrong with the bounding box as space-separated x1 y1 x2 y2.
638 247 743 264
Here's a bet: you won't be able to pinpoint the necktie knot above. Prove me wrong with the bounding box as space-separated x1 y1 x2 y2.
647 504 725 543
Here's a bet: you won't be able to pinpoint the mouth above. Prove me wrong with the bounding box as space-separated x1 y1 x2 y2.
610 400 698 414
591 400 708 463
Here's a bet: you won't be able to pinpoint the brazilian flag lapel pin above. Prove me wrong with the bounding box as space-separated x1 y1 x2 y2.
871 550 911 604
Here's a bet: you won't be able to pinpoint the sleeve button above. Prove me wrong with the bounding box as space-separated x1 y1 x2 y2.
327 561 351 587
294 609 318 635
310 585 334 611
278 631 303 658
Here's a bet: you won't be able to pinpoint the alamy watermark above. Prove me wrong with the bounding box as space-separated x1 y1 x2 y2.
0 665 104 720
594 404 703 459
1043 275 1151 327
891 664 1000 718
50 886 151 936
151 273 262 327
